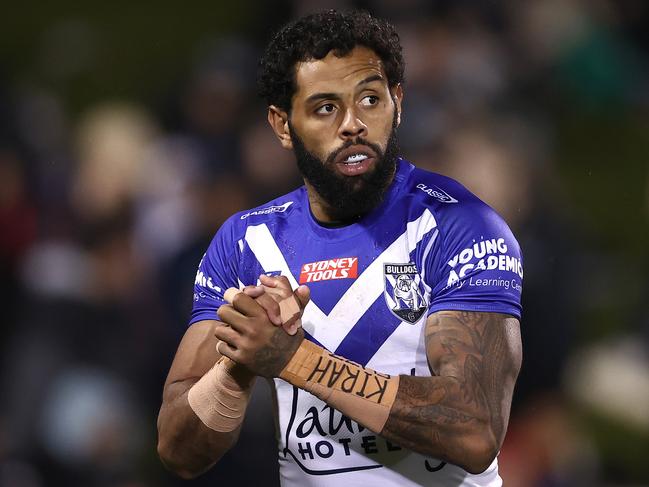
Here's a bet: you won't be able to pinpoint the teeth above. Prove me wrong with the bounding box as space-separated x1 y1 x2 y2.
344 153 368 164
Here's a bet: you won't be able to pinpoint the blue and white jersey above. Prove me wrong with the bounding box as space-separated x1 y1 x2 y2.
191 158 523 487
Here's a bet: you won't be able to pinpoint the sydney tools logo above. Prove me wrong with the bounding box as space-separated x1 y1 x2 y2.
299 257 358 283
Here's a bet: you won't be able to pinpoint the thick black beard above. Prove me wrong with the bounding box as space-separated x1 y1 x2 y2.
290 114 399 223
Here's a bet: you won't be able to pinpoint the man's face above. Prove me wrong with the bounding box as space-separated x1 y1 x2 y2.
269 46 403 222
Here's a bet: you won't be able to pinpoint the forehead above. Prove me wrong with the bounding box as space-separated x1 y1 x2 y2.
293 46 386 99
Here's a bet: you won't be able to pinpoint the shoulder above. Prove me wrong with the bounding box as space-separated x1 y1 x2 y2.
198 186 306 276
209 187 306 247
403 162 515 241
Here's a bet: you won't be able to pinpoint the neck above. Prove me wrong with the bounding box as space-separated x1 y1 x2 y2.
304 180 341 224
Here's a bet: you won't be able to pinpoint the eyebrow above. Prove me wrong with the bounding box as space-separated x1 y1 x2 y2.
358 74 384 86
304 74 385 105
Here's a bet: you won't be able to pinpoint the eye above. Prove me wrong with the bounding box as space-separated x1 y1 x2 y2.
361 95 379 107
315 104 336 115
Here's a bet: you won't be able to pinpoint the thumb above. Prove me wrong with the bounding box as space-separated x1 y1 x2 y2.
280 285 310 336
294 285 311 309
278 285 309 323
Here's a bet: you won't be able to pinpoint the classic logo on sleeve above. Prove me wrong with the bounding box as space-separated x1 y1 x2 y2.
416 183 458 203
299 257 358 283
240 201 293 219
383 263 428 324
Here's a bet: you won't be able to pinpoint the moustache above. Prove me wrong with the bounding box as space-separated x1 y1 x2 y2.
325 138 384 166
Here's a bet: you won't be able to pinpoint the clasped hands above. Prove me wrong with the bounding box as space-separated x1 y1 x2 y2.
214 275 310 378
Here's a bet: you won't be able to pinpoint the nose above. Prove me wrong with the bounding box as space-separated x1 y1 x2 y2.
338 107 367 139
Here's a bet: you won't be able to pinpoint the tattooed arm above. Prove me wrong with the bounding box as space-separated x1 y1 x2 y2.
381 310 521 473
216 288 521 475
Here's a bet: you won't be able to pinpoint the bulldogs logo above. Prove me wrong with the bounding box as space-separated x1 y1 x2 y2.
383 263 428 324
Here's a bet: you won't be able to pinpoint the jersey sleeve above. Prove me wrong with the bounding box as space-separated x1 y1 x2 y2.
425 199 523 319
189 219 241 326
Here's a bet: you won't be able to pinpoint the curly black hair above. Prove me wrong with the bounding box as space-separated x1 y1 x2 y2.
257 10 404 112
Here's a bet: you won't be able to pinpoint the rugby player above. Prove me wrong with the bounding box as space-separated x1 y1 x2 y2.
158 10 522 486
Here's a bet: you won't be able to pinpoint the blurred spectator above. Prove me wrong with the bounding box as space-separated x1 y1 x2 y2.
0 147 37 302
71 102 158 222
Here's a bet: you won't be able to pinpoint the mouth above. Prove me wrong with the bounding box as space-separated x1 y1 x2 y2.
333 145 377 175
342 153 370 165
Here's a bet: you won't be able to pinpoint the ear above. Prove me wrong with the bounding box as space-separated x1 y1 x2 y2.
391 84 404 127
267 105 293 150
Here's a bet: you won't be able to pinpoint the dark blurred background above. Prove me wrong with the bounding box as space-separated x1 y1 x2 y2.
1 1 648 486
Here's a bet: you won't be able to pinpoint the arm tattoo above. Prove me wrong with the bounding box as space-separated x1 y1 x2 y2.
381 311 521 463
251 327 303 378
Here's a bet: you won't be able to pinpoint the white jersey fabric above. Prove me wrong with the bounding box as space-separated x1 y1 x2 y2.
191 158 523 486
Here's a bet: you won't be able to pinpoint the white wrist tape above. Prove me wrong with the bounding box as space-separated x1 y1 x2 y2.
187 356 255 432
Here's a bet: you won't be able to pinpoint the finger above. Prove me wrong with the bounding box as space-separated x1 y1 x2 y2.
253 293 283 326
282 317 301 336
217 304 251 334
216 340 239 363
278 296 302 335
258 274 278 288
279 286 309 336
213 322 239 343
224 287 240 304
217 354 235 367
224 291 266 319
226 286 266 303
279 295 301 323
259 274 293 297
242 285 264 298
294 285 311 310
284 318 302 336
214 326 239 358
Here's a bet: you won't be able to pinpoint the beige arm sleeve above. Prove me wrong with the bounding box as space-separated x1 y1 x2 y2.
280 340 400 433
